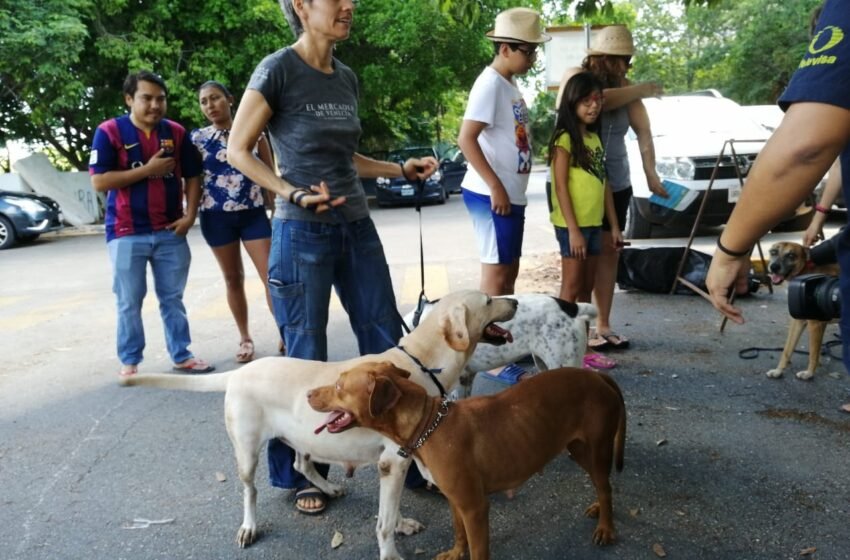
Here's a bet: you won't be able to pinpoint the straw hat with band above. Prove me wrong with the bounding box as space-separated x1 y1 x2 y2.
586 25 635 56
486 8 552 44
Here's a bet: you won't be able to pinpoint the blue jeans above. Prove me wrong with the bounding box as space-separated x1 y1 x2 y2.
266 217 403 489
107 230 193 366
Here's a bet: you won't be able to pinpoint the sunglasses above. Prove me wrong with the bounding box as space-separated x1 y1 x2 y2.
509 43 537 58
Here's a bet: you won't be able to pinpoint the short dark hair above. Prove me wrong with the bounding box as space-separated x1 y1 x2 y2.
123 71 168 98
198 80 232 98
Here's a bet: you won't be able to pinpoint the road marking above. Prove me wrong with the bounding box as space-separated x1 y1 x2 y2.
0 294 99 331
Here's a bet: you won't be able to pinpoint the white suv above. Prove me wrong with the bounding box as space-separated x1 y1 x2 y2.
624 95 813 238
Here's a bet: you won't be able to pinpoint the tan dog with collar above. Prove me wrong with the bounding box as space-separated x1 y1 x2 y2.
766 241 839 380
309 362 626 560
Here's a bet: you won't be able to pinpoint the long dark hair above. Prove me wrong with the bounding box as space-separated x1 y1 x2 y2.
548 71 603 171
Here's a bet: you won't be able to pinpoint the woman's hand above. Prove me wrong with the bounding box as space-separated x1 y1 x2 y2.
289 181 346 214
610 228 625 251
402 157 438 181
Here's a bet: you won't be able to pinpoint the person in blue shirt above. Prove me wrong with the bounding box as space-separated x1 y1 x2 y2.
706 0 850 412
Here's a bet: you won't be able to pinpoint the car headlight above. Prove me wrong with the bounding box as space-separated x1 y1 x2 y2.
8 198 48 214
376 177 391 187
656 157 695 181
431 170 442 182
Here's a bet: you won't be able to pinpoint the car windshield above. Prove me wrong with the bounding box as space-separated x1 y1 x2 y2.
388 147 434 163
643 97 769 140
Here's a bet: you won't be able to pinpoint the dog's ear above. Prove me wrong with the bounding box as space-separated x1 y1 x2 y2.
369 376 402 418
380 361 411 379
440 303 470 351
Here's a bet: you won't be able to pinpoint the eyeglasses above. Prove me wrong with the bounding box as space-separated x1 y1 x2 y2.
509 43 537 58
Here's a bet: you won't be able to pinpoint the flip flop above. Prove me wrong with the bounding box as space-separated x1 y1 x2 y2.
294 486 327 515
236 340 255 363
119 365 138 378
484 363 530 386
172 358 215 374
590 331 630 350
583 353 617 370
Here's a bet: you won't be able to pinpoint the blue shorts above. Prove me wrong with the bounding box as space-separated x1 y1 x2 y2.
554 226 602 257
461 188 525 265
200 208 271 247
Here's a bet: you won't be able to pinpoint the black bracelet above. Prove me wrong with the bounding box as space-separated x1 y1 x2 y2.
716 237 751 258
289 188 310 206
399 162 408 181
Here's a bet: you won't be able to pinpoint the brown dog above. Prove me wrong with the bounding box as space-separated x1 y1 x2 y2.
766 241 840 380
308 362 626 560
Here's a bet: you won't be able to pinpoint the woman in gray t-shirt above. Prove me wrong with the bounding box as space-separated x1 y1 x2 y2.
226 0 437 516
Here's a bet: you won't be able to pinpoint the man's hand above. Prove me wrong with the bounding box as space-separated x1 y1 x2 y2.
705 252 751 324
168 214 195 236
145 149 176 177
489 183 511 215
639 82 664 98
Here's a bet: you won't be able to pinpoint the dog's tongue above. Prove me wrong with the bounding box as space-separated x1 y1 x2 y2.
314 411 346 434
769 273 784 285
485 323 513 343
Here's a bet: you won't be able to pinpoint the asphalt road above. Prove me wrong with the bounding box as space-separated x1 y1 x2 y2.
1 171 849 560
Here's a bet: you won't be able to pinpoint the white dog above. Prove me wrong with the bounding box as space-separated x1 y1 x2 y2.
406 293 596 397
121 290 516 560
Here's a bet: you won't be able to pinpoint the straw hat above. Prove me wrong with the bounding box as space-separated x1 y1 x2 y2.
486 8 551 44
586 25 635 56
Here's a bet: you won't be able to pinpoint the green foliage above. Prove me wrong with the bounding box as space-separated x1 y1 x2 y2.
528 90 556 162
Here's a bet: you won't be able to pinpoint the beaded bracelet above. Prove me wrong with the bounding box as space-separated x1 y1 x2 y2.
716 237 751 258
815 204 830 214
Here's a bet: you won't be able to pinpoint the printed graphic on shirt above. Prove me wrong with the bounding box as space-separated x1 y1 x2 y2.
800 25 844 69
304 102 356 121
512 98 532 175
589 144 606 182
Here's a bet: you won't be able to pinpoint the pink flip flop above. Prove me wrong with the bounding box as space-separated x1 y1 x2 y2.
583 353 616 370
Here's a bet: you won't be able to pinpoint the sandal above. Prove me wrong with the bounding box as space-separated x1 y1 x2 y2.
172 358 215 374
484 363 531 386
583 353 617 370
236 340 255 363
119 364 138 378
589 331 630 350
295 486 327 515
841 403 850 414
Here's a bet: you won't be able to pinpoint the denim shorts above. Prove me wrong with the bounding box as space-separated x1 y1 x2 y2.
200 208 271 247
554 225 602 257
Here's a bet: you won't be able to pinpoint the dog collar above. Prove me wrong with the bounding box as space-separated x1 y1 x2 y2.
397 397 450 458
397 345 446 397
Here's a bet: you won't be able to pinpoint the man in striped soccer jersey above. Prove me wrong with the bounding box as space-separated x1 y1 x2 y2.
89 70 214 378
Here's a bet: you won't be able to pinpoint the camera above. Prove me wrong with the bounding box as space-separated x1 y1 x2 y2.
788 273 841 321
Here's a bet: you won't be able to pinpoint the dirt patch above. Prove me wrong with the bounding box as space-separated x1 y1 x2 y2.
517 252 561 294
758 408 850 433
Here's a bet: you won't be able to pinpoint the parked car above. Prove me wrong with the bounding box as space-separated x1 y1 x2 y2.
0 190 64 249
374 147 448 207
436 146 468 194
624 95 814 238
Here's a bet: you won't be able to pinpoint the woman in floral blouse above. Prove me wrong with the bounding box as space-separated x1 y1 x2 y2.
191 80 277 363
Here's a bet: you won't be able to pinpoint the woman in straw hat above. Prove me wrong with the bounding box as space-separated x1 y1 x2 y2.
457 7 550 386
557 24 668 359
227 0 439 515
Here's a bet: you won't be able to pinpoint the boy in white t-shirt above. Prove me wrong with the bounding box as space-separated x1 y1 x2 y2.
457 8 550 385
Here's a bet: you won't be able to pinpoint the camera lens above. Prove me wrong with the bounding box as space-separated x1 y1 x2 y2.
788 273 841 321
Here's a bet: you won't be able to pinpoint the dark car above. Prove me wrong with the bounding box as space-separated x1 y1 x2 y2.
0 190 64 249
375 147 448 207
437 146 468 194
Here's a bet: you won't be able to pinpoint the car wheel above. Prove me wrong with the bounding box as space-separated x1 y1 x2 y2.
437 186 447 204
0 215 18 250
624 198 653 239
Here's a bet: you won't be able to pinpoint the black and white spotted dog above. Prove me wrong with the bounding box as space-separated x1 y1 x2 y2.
405 293 597 397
